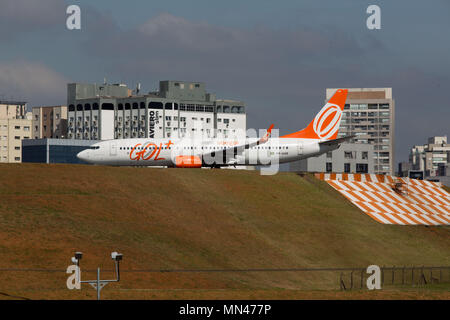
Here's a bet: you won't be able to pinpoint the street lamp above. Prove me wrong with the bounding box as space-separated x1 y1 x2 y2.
69 251 123 300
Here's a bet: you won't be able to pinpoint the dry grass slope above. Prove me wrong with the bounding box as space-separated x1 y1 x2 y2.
0 164 448 300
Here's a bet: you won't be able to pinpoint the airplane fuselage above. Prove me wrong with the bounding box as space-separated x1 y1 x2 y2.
77 137 339 167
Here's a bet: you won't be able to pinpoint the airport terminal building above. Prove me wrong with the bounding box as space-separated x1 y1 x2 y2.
22 139 97 164
67 81 246 141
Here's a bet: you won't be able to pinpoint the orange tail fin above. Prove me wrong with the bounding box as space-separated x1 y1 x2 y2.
282 89 348 140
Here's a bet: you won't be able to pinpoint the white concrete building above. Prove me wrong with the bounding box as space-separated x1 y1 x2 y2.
67 81 246 140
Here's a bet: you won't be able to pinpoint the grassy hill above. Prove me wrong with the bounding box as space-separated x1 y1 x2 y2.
0 163 448 300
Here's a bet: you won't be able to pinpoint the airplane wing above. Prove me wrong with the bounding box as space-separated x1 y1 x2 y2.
319 135 356 146
200 124 274 165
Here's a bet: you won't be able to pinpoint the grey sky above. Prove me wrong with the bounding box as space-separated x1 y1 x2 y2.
0 0 449 163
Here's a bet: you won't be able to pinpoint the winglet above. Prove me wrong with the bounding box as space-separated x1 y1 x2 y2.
259 124 274 143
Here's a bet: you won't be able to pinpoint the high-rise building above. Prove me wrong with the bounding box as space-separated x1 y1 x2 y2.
0 100 32 163
67 81 246 140
409 136 450 177
32 106 68 139
326 88 395 175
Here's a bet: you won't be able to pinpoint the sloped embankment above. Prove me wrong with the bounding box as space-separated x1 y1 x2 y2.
0 164 448 299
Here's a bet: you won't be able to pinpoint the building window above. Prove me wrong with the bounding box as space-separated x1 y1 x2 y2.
102 103 114 110
326 151 332 158
149 102 163 109
326 162 332 172
362 152 368 160
14 157 20 161
14 136 20 140
356 163 368 173
344 163 351 173
344 151 354 159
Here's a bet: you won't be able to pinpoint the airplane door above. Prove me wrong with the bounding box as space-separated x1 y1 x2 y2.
110 142 117 156
297 143 303 155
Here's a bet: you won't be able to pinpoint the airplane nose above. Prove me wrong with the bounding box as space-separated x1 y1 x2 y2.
77 149 89 162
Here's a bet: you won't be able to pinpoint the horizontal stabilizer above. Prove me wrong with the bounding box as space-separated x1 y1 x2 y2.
319 135 355 146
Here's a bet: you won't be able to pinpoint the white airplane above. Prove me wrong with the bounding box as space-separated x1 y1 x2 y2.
77 89 352 167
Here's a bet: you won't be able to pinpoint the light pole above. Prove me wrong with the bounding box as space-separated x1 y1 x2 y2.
70 251 123 300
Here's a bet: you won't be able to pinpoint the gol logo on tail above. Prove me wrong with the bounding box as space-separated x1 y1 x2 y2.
312 103 342 139
130 142 166 161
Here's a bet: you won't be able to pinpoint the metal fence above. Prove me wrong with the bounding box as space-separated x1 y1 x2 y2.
339 266 450 290
0 265 449 299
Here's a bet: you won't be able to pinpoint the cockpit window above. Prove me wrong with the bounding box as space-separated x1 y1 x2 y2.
89 146 100 150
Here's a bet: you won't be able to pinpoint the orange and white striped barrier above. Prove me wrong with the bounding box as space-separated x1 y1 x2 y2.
315 173 450 225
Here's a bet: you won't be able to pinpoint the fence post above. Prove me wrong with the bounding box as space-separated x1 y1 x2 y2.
419 266 427 286
412 266 414 286
350 271 354 290
402 266 405 285
360 269 364 289
340 272 346 291
392 266 395 285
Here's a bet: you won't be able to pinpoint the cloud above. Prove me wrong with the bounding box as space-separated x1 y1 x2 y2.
88 12 365 63
0 61 69 106
0 0 66 40
82 13 370 99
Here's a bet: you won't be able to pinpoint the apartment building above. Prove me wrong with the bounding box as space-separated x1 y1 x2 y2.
0 101 32 163
32 105 68 139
